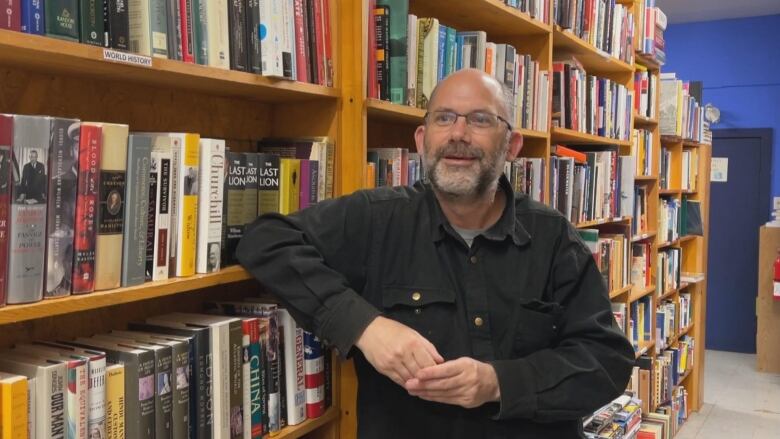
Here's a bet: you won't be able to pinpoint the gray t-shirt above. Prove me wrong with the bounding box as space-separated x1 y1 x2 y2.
451 224 488 248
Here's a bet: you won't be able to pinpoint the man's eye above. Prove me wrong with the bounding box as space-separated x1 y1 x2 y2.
434 112 456 124
470 113 494 126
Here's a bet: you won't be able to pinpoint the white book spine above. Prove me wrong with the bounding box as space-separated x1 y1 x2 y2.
242 331 251 439
27 377 36 439
151 149 172 281
87 357 107 439
406 14 418 107
279 309 306 425
206 0 230 69
128 0 153 55
196 139 225 273
283 0 295 79
260 0 283 76
167 135 181 276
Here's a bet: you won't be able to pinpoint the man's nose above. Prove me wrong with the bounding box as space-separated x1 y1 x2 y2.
448 116 470 142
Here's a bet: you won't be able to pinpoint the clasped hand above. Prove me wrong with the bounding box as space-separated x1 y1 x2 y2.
355 316 500 409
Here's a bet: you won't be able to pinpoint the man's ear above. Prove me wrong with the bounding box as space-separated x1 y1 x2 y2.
505 131 523 160
414 125 427 155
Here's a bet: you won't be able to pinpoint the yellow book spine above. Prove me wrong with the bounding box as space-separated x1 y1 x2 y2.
0 375 28 439
179 133 201 277
279 159 301 215
105 364 125 439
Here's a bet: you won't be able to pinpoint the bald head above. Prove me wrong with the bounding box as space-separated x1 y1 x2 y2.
427 69 511 120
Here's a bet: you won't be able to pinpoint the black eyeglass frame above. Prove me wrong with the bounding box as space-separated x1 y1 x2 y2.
424 110 514 132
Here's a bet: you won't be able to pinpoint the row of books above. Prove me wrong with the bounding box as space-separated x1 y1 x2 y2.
0 304 332 439
681 149 699 192
583 394 642 439
636 0 668 65
657 197 680 244
632 128 654 177
638 386 689 439
632 350 692 439
366 148 423 189
552 57 633 141
0 113 334 307
549 147 635 224
369 4 550 132
634 67 659 120
629 295 652 351
0 0 334 84
657 247 681 297
659 73 705 142
579 228 630 294
505 157 545 203
504 0 551 24
656 300 678 350
631 241 652 294
632 187 649 237
553 0 636 65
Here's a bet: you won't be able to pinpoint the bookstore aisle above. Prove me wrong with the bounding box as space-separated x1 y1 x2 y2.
675 350 780 439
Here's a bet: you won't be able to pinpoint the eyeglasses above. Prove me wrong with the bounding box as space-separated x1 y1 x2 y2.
424 110 513 132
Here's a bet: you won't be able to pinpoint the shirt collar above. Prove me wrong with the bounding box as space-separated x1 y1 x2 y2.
426 174 531 247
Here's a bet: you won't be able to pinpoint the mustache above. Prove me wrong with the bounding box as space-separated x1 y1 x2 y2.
434 142 485 160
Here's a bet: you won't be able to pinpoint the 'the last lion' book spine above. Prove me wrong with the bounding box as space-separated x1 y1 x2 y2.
8 114 51 304
45 117 81 299
0 114 12 307
72 123 102 295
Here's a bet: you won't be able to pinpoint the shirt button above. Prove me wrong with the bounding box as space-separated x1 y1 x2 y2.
474 317 484 327
414 309 422 315
470 256 478 264
411 292 422 301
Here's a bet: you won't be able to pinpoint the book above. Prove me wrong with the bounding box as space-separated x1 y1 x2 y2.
0 355 66 439
256 137 333 202
1 0 21 31
416 17 439 108
0 371 28 439
44 118 80 299
8 115 50 304
121 134 152 287
256 153 280 215
168 133 200 277
0 115 12 307
375 0 407 102
105 363 125 439
224 150 247 266
93 123 129 291
206 0 230 69
72 123 101 294
278 309 306 425
146 135 173 281
242 152 259 239
196 138 225 274
279 158 301 215
45 0 79 41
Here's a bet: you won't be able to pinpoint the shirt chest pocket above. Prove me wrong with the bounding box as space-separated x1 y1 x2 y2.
381 286 456 348
513 300 563 357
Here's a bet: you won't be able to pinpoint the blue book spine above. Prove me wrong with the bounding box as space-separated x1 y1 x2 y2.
455 35 464 71
21 0 44 34
437 25 446 82
445 27 456 76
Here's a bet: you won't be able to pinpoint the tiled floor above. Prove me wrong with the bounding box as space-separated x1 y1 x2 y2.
675 350 780 439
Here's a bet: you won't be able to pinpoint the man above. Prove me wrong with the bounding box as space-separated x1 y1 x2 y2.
207 242 221 272
17 149 46 204
237 69 634 438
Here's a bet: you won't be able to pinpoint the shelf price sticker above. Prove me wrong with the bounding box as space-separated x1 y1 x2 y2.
102 49 153 68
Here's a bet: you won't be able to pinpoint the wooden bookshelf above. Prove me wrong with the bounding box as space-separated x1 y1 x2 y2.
632 231 658 242
552 27 634 77
410 0 551 37
366 98 426 125
635 175 658 182
634 51 661 70
277 408 340 439
610 285 634 299
633 113 658 126
551 127 632 147
629 285 656 303
575 216 631 229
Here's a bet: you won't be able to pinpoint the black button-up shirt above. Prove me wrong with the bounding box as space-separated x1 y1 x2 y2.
237 176 634 439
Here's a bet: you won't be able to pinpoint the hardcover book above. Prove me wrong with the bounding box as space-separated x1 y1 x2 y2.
224 150 246 266
45 0 80 40
8 114 50 304
121 134 152 287
145 135 172 281
105 363 126 439
94 123 129 291
168 133 200 277
0 115 12 307
196 138 225 274
72 123 101 295
45 117 81 298
256 153 280 216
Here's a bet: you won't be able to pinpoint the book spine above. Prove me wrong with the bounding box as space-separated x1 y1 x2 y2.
20 0 44 34
192 0 208 64
293 0 308 82
206 0 230 69
224 151 246 265
320 0 332 86
107 0 129 50
228 0 248 71
0 375 29 437
377 0 407 103
281 0 295 79
63 360 88 439
0 116 12 307
121 135 151 287
105 364 125 439
72 123 101 294
167 0 181 59
243 151 258 235
228 321 243 439
280 309 306 425
279 158 300 215
248 318 263 438
174 133 199 277
94 124 128 291
151 150 172 281
256 153 280 216
305 0 318 84
1 0 21 30
180 0 195 62
303 331 325 418
79 0 105 46
167 136 181 277
128 0 152 55
196 139 225 274
168 341 189 439
87 356 107 438
241 321 252 439
150 0 170 58
7 115 50 304
44 118 80 299
45 0 79 40
245 0 261 73
145 151 159 281
154 347 174 439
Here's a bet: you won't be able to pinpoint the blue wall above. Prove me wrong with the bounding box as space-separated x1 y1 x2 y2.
664 14 780 198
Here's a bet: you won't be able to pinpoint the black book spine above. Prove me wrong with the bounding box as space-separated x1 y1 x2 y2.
107 0 129 50
245 0 261 73
228 0 249 71
305 0 318 84
80 0 105 46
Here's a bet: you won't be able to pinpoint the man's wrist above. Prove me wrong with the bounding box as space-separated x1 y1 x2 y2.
482 362 501 402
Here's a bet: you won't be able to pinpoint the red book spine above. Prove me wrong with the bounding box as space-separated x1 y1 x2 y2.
312 0 325 86
321 0 333 87
293 0 309 83
72 124 101 294
181 0 194 63
0 115 12 306
1 0 21 31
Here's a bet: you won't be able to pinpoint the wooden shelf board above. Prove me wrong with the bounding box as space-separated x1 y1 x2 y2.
634 51 661 70
366 99 426 125
0 266 251 325
678 324 694 339
658 287 681 302
633 113 658 126
682 190 698 195
634 175 657 182
277 408 339 439
0 30 339 103
631 231 657 242
658 238 680 248
517 128 550 139
635 340 655 359
629 285 655 303
683 140 704 148
679 235 697 243
680 368 693 383
575 216 631 228
610 285 633 299
411 0 551 37
658 189 680 196
661 135 683 144
551 127 631 147
552 28 634 76
680 274 706 284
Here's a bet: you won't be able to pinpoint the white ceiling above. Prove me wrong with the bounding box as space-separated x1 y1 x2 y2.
655 0 780 24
